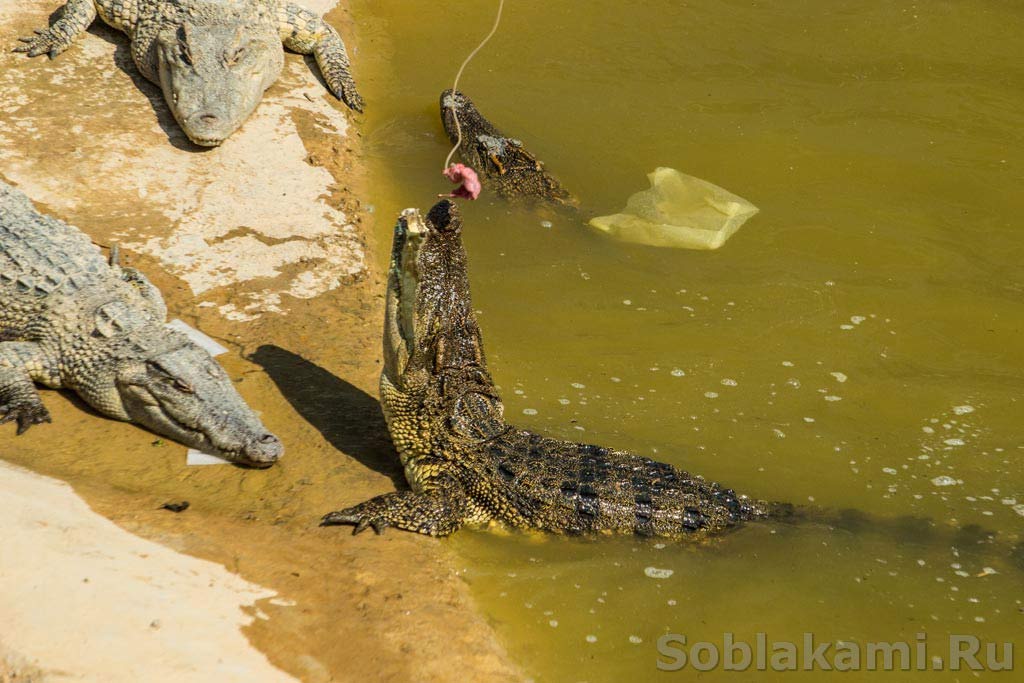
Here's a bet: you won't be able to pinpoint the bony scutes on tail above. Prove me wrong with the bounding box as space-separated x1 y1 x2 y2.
321 200 773 537
0 181 282 468
14 0 364 146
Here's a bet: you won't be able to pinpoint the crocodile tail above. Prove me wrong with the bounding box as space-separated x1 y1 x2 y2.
765 504 1024 573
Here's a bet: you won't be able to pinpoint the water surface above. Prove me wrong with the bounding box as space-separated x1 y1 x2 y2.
353 1 1023 679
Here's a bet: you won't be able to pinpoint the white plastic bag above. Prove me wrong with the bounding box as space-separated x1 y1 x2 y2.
589 167 758 249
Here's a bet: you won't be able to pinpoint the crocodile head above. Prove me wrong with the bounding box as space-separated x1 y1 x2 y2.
438 89 493 154
155 15 284 146
88 338 283 467
383 201 506 446
440 89 575 205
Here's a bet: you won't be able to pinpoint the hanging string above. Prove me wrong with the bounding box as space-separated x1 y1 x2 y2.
442 0 506 171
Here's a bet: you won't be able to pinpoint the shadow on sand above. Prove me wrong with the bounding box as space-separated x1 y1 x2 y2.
250 345 405 487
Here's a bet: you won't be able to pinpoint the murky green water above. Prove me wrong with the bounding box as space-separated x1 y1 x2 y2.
353 1 1023 679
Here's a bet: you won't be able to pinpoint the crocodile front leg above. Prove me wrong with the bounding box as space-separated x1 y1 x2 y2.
14 0 97 59
279 3 364 112
0 342 59 435
321 482 468 537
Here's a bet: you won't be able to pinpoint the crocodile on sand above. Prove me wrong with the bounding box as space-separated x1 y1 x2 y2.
322 200 773 537
15 0 363 146
441 89 576 207
0 181 282 468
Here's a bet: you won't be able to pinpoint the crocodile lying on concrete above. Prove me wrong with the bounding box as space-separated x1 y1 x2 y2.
322 200 771 537
15 0 363 146
441 89 576 206
0 181 282 468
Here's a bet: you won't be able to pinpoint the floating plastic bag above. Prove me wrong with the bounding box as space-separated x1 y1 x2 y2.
589 167 758 249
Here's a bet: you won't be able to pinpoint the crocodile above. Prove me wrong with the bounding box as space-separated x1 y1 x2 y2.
321 200 771 537
0 181 282 468
441 89 576 206
15 0 363 146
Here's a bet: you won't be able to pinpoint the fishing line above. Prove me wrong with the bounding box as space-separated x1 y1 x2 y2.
442 0 505 171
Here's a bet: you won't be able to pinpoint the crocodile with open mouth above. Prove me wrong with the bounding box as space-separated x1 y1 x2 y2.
15 0 363 146
322 200 772 537
0 181 282 467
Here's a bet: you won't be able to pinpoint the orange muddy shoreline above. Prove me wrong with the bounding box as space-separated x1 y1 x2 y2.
0 2 522 681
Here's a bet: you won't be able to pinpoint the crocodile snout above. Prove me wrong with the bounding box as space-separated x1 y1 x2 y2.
242 433 283 468
180 112 235 147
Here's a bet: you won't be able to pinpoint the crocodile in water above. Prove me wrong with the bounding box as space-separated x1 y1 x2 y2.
322 200 772 537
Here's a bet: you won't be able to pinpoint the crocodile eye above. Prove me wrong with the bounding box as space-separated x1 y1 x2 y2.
170 377 195 394
178 42 193 66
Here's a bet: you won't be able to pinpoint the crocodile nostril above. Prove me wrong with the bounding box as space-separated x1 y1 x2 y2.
259 434 278 444
199 113 218 124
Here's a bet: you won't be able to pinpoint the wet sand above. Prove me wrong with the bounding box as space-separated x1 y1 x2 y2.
0 2 521 681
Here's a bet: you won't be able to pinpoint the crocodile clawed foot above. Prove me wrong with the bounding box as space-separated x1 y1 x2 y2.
0 400 52 435
321 507 388 535
13 28 72 59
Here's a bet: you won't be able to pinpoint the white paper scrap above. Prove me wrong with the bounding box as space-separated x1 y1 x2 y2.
165 319 229 357
186 450 233 466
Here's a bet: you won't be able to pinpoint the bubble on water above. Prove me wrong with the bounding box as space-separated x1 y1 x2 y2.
1013 504 1024 517
773 429 786 439
549 620 558 627
667 599 677 606
883 467 897 475
824 395 842 402
671 368 686 377
523 408 538 416
952 405 975 415
782 361 795 367
944 438 965 446
840 324 854 330
540 220 553 228
644 567 674 579
922 426 935 434
787 378 801 388
610 377 621 383
721 378 738 386
585 635 598 643
830 372 848 383
803 417 815 423
931 476 959 487
851 316 867 325
571 382 585 389
629 635 643 644
557 399 570 406
623 300 632 306
704 391 719 399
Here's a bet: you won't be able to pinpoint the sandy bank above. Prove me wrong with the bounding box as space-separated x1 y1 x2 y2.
0 461 297 683
0 1 522 681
